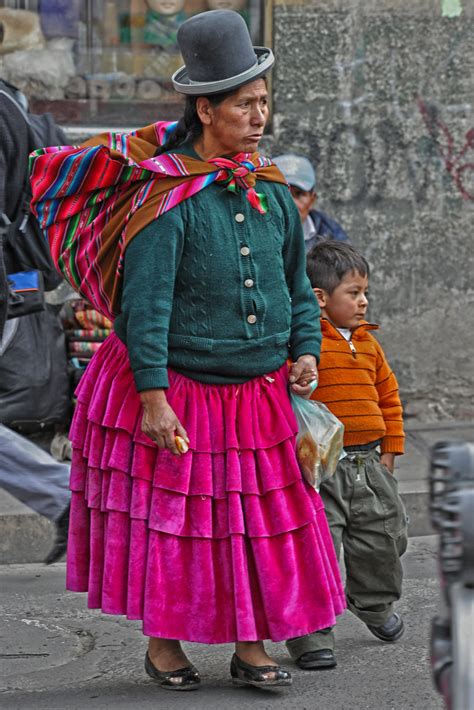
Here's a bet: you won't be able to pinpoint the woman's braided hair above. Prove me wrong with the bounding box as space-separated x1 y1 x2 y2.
154 90 235 156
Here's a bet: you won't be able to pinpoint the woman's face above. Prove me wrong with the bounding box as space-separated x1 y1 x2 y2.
199 79 269 155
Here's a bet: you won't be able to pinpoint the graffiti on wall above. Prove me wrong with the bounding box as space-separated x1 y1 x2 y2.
418 98 474 201
278 40 474 207
318 102 474 206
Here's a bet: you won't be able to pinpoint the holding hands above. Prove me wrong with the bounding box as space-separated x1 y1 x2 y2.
289 354 318 398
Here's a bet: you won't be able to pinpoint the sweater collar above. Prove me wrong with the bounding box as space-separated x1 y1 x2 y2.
169 140 200 159
321 317 379 339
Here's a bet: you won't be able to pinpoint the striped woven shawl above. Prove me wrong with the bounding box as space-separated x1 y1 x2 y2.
29 121 286 320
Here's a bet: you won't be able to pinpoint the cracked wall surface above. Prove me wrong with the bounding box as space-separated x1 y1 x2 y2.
267 0 474 420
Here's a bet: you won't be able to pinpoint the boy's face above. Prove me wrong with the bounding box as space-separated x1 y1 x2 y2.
314 270 369 330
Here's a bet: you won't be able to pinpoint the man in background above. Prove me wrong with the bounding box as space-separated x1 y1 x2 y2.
0 79 70 564
273 153 349 252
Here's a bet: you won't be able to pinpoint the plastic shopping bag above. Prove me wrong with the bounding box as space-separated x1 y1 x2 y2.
291 391 345 489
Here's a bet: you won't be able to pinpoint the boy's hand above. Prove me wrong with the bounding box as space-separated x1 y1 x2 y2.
381 452 395 473
289 354 318 398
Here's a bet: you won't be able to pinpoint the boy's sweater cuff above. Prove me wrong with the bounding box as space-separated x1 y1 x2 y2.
134 366 169 392
381 436 405 455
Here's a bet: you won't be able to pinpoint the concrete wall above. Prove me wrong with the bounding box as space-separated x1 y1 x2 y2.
267 0 474 420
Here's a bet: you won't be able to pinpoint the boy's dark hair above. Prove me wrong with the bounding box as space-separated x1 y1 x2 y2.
306 240 370 294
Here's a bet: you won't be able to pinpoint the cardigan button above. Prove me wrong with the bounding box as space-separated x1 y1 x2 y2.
240 246 250 256
247 314 257 324
244 278 254 288
235 213 245 223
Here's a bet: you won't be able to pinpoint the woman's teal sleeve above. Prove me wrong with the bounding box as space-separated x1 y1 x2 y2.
117 209 185 391
280 188 322 362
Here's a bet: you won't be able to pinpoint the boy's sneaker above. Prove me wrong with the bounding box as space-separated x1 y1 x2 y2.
366 612 404 642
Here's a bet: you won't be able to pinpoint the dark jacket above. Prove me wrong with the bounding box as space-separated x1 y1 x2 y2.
0 81 65 336
304 208 349 253
0 83 31 223
0 85 31 336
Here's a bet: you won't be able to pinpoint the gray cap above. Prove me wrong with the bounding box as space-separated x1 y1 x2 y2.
272 154 316 191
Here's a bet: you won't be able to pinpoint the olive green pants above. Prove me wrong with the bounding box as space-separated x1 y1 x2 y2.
286 449 408 658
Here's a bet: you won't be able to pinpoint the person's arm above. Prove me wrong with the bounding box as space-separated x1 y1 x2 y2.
374 339 405 469
0 114 11 338
0 113 10 215
121 210 185 390
282 189 321 361
280 187 321 395
120 208 187 454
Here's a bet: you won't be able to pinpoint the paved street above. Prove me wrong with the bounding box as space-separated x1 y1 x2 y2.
0 536 444 710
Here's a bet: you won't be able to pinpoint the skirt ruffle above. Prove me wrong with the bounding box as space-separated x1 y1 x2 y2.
67 333 345 643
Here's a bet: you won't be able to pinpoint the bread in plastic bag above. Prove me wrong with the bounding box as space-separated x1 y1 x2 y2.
291 391 345 489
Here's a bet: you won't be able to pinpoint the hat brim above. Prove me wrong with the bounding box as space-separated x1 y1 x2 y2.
288 178 316 192
171 47 274 96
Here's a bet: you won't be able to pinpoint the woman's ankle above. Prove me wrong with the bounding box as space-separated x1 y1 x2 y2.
147 638 190 671
148 637 181 653
234 641 276 666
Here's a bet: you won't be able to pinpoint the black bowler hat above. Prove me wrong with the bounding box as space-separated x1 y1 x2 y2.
172 10 274 95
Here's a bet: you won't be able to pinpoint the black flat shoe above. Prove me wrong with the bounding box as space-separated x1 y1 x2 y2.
144 652 201 691
230 653 292 688
296 648 337 670
366 612 404 642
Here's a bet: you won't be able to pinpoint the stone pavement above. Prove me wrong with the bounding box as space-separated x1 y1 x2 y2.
0 419 472 564
0 536 444 710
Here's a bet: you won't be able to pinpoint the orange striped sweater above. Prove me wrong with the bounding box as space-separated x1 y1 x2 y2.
311 319 405 454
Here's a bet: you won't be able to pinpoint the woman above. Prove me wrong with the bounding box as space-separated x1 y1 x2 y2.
33 9 345 691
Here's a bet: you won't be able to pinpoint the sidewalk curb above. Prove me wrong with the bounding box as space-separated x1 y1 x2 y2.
0 507 54 565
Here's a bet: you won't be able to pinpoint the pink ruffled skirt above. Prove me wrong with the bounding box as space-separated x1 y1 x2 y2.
67 333 345 643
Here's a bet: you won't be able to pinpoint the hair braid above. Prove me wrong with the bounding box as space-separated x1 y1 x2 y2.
154 89 237 156
154 97 203 156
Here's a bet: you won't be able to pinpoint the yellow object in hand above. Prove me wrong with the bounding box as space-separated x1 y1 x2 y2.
175 435 189 454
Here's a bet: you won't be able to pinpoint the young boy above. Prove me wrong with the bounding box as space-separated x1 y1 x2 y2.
286 240 408 670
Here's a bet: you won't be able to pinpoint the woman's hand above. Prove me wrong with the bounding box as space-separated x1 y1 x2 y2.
140 389 189 455
289 354 318 398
